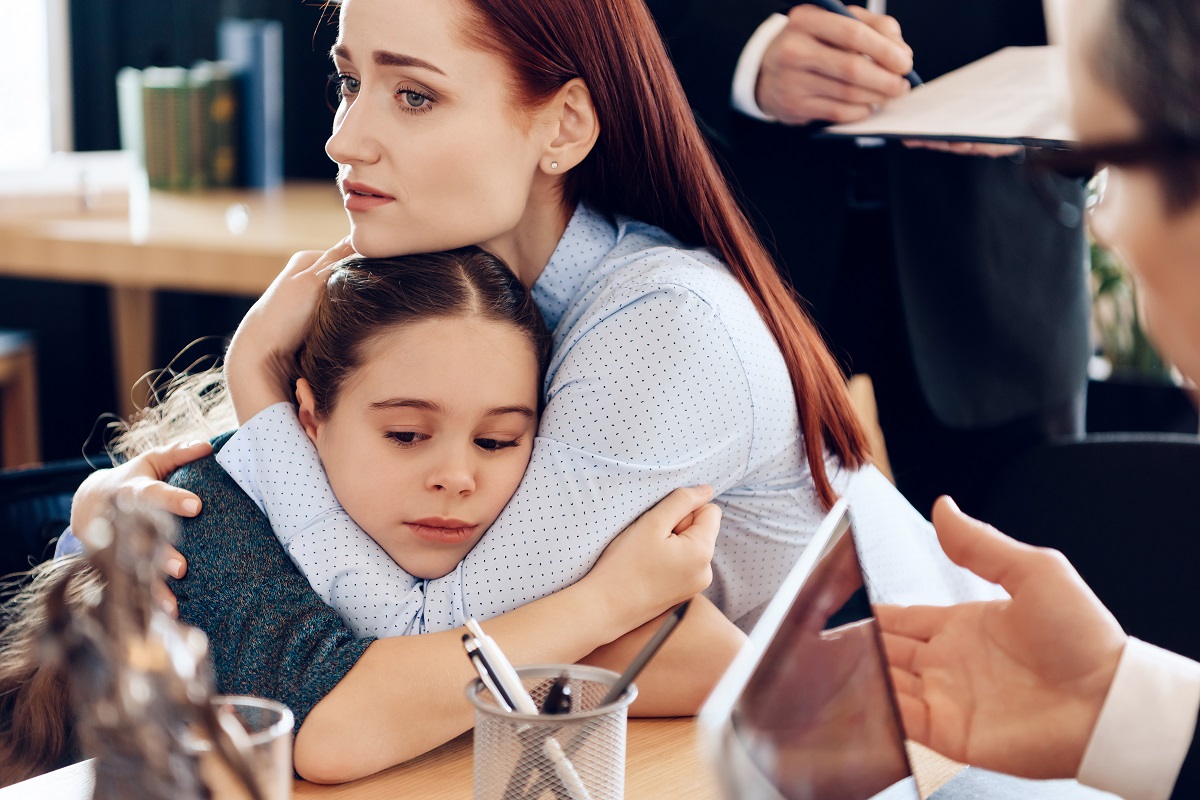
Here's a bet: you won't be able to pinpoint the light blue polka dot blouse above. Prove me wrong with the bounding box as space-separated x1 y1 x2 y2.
219 203 853 635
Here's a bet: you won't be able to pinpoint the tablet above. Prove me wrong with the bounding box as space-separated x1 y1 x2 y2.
699 498 919 800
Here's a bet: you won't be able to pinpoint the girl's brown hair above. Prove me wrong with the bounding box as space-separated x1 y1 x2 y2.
457 0 868 507
298 248 551 419
0 558 95 786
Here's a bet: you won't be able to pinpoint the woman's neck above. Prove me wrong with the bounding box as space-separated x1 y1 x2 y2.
479 192 574 290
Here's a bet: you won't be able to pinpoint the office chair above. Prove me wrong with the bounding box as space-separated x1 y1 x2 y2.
0 458 96 584
980 433 1200 662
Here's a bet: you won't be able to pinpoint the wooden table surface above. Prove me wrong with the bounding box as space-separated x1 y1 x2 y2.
0 718 963 800
0 182 348 416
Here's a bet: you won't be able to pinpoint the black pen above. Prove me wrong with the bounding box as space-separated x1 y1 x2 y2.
463 633 516 712
541 672 573 715
802 0 923 86
600 599 692 706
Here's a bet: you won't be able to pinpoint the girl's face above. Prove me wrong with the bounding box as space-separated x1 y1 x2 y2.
1067 0 1200 384
296 316 540 580
327 0 553 273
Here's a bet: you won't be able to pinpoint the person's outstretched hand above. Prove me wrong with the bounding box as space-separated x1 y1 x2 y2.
758 5 913 125
875 496 1127 779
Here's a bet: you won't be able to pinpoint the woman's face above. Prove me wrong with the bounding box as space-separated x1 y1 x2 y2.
297 316 540 580
1068 0 1200 382
327 0 551 266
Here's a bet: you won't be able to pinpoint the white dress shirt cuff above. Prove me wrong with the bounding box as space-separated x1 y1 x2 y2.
1077 637 1200 800
731 13 788 122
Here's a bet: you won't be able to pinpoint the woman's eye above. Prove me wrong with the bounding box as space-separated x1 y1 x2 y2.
475 438 519 452
387 431 427 447
329 72 361 99
399 90 432 111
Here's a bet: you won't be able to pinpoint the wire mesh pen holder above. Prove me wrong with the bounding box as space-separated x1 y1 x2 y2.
468 664 636 800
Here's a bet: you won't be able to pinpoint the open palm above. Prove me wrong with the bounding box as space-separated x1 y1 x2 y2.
875 497 1126 780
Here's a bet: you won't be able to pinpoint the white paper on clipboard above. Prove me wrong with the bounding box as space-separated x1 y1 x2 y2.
820 46 1076 148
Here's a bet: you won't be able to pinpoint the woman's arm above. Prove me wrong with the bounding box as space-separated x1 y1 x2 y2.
225 240 354 424
169 445 720 783
295 488 721 782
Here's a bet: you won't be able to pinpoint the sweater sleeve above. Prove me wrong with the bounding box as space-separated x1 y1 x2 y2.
167 434 374 735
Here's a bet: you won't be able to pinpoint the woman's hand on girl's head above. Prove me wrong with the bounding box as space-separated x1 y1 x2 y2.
587 485 721 632
225 238 356 424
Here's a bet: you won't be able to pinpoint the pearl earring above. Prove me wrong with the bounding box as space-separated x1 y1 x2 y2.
550 161 559 170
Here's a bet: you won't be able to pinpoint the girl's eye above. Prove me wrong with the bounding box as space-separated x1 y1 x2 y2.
475 438 520 452
398 90 433 112
387 431 428 447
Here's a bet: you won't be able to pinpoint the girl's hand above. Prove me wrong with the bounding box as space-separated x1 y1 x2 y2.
586 485 721 632
70 440 213 613
225 238 356 424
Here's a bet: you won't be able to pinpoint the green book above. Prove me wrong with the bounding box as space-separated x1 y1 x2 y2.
142 66 190 190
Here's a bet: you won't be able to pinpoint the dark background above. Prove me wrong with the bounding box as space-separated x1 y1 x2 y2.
2 0 339 461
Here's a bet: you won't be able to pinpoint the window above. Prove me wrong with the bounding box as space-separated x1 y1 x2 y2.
0 0 72 169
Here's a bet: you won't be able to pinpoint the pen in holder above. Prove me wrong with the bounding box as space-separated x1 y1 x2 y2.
468 664 636 800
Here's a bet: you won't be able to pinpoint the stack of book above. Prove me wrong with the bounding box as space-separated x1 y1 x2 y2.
117 61 239 191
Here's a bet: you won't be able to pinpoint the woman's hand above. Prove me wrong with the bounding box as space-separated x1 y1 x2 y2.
70 440 213 613
584 485 721 633
225 238 356 424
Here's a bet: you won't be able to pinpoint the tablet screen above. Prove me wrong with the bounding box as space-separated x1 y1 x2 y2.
728 518 914 800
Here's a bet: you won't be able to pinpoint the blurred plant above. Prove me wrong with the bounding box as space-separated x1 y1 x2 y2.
1090 241 1171 381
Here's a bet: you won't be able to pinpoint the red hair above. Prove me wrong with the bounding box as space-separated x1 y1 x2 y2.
459 0 868 507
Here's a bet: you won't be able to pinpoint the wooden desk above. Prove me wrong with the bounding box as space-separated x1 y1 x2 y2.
0 719 963 799
0 182 348 417
0 718 719 799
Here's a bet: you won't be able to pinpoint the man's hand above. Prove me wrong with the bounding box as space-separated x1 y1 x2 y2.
757 5 913 125
875 497 1127 779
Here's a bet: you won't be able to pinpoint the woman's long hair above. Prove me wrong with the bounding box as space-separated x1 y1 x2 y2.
459 0 868 507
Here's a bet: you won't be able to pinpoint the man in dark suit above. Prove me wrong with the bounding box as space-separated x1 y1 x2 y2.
649 0 1090 518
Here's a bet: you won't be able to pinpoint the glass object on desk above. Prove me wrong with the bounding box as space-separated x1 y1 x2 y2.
188 696 294 800
468 664 635 800
42 499 286 800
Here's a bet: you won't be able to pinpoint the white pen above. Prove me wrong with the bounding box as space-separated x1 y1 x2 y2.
464 618 539 715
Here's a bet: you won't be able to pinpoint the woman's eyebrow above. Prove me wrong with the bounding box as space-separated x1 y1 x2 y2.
330 44 446 76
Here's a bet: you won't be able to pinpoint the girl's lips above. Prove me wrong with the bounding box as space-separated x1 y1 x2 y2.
406 521 478 544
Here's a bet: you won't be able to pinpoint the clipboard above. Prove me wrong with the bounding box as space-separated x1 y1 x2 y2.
818 46 1076 148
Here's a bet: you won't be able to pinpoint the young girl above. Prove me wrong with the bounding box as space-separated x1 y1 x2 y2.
2 247 723 784
214 246 550 637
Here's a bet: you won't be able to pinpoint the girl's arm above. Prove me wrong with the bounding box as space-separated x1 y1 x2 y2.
580 595 746 717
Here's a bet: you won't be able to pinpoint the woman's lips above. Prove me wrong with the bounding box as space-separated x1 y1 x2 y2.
341 181 395 212
406 519 477 544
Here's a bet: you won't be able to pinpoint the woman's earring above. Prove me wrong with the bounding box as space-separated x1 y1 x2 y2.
550 161 559 170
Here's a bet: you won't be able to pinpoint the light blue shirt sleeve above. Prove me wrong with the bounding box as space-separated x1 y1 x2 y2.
215 403 429 637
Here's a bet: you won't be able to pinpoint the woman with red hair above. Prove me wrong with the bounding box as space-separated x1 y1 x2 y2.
59 0 919 782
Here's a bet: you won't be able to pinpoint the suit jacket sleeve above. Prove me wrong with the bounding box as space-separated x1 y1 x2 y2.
647 0 790 142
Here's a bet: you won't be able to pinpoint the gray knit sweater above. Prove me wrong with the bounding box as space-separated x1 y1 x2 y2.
168 433 374 734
